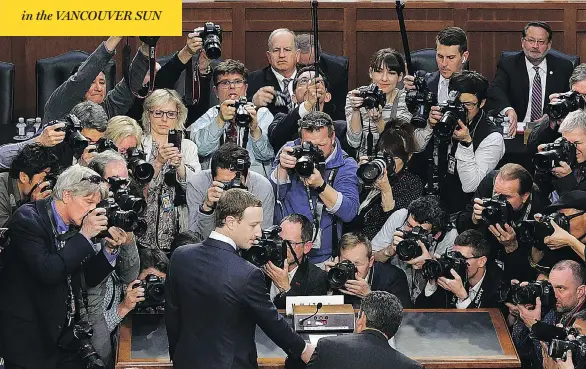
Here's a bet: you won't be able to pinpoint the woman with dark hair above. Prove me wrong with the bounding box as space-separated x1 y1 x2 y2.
345 123 423 240
345 48 412 158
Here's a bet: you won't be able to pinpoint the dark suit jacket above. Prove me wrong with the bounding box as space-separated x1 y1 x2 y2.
0 198 113 369
487 52 573 120
247 66 290 117
306 329 422 369
340 261 413 309
273 258 329 309
165 237 306 369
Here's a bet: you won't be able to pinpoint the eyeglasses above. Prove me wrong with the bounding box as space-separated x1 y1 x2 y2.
296 77 324 88
81 175 106 184
460 100 479 109
284 239 305 247
150 110 178 119
217 79 245 89
523 38 548 47
446 250 484 261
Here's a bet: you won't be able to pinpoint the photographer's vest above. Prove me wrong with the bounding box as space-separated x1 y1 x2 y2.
438 111 500 214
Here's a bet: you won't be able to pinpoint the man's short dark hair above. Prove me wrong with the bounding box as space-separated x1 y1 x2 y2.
70 101 109 132
213 59 249 86
449 70 489 104
407 195 448 234
281 213 313 244
360 291 403 338
210 142 251 178
9 143 59 180
552 260 586 286
369 48 405 76
436 27 468 53
454 229 490 258
522 21 553 42
298 111 335 138
339 232 372 259
215 189 262 228
139 247 169 274
498 163 534 195
293 65 331 91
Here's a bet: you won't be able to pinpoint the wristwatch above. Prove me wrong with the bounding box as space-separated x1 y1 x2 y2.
460 140 472 148
315 181 327 194
199 204 214 215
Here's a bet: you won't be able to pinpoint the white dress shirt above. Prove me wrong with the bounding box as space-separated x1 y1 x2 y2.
209 230 237 251
424 269 486 309
501 57 548 122
271 67 297 97
270 265 299 300
437 74 450 104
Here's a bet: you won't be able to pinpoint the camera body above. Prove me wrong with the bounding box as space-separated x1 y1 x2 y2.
44 172 58 191
243 225 286 268
328 260 358 289
200 22 222 60
436 91 467 140
357 154 395 187
96 198 146 237
50 114 89 158
422 251 467 281
406 74 437 128
533 137 577 173
499 280 556 307
481 196 510 226
139 36 160 47
221 152 251 190
289 142 326 178
357 84 386 110
231 96 253 127
549 336 586 360
126 148 154 184
108 176 147 215
93 138 118 153
73 321 106 369
547 91 586 121
135 274 166 307
517 213 571 251
396 226 432 261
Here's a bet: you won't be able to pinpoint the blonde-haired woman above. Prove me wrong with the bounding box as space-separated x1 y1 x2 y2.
139 88 201 252
104 115 144 154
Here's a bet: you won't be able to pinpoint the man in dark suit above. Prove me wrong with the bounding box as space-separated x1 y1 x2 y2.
307 291 422 369
0 165 115 369
165 189 314 369
325 233 413 309
263 213 328 309
487 21 574 136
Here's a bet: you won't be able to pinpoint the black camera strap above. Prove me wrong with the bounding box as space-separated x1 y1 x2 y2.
123 37 158 99
184 50 202 106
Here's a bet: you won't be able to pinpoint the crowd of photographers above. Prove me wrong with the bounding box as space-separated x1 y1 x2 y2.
1 20 586 369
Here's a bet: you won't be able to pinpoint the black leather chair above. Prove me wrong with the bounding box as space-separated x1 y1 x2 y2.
409 48 470 73
500 49 580 69
36 51 116 118
0 61 14 126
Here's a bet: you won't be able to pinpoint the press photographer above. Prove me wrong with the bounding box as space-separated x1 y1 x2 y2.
191 59 275 176
415 230 504 309
324 233 412 309
538 310 586 369
371 195 458 302
187 143 274 239
134 247 169 314
0 143 59 226
0 165 117 369
271 111 359 266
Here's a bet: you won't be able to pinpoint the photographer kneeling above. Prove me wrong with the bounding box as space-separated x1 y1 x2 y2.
0 165 116 369
415 230 504 309
325 233 412 309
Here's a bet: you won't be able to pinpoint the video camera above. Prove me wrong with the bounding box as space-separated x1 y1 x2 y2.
48 114 89 158
108 176 147 215
533 137 577 173
134 274 166 308
436 91 467 140
481 195 511 226
405 72 437 128
356 154 395 187
200 22 222 60
328 260 358 289
96 198 147 238
126 148 154 184
421 251 467 281
396 226 433 262
356 84 386 110
243 226 286 268
289 142 326 178
498 280 556 308
547 91 586 121
231 96 253 128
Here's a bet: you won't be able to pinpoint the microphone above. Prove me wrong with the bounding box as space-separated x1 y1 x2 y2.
299 302 323 326
531 321 570 342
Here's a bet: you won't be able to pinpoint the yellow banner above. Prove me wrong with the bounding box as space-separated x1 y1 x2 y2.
0 0 182 36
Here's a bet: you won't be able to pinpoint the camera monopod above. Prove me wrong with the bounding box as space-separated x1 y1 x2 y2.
396 0 414 75
311 0 321 112
123 36 160 99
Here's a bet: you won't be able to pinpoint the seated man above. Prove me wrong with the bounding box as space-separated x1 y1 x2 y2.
487 21 574 135
264 214 328 309
0 143 58 226
307 291 422 369
186 143 274 239
325 233 412 309
190 59 275 176
371 195 458 302
271 111 359 265
415 229 504 309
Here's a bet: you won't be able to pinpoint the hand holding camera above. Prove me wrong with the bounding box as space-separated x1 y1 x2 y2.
186 28 204 55
348 89 364 111
453 120 472 143
437 269 467 299
544 219 575 250
157 142 180 165
252 86 275 108
264 259 291 293
218 99 236 122
488 223 518 252
244 104 261 137
403 75 416 90
302 168 325 190
472 198 485 224
518 296 542 329
541 341 574 369
340 274 371 298
279 146 297 170
535 138 576 176
104 226 129 250
35 122 66 147
427 105 443 128
81 208 109 239
304 77 327 110
80 144 98 166
30 180 52 201
119 280 145 317
204 181 225 210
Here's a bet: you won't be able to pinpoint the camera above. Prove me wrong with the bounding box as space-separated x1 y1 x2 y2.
356 84 386 110
49 114 89 158
547 91 586 121
243 225 286 268
44 172 58 191
481 195 510 226
421 251 467 281
498 280 556 307
396 226 432 262
96 198 147 237
139 36 160 47
517 213 571 251
108 176 147 215
231 96 253 127
436 91 467 140
406 73 438 128
126 148 154 184
549 336 586 360
356 154 395 187
73 322 106 369
134 274 166 307
221 153 251 190
533 137 577 173
88 137 118 154
200 22 222 60
289 142 326 178
328 260 358 289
